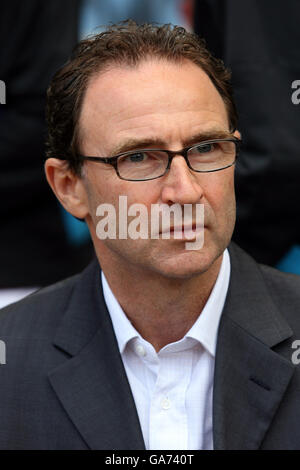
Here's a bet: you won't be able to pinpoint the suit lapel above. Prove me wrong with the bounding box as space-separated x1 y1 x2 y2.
48 260 145 450
213 244 295 449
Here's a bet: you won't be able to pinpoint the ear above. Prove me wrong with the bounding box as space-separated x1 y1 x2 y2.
44 158 89 219
233 129 242 140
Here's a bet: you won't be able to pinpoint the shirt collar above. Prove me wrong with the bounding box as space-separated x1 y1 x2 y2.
101 270 139 354
184 248 230 356
101 249 230 358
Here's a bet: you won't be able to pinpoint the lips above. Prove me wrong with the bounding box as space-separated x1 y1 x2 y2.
160 223 202 240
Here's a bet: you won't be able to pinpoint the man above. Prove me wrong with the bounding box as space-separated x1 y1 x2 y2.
0 21 300 450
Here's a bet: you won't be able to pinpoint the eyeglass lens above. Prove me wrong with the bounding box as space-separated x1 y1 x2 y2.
117 140 237 181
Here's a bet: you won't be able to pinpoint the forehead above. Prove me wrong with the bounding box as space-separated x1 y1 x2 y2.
79 59 229 152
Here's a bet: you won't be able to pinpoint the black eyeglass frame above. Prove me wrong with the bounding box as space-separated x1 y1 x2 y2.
76 137 241 182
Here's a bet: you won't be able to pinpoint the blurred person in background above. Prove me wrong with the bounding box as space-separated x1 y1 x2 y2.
79 0 189 39
0 0 94 308
194 0 300 274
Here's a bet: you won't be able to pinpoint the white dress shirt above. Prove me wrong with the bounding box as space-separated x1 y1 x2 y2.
101 249 230 450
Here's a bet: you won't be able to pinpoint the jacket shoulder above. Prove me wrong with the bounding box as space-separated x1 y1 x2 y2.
0 273 80 338
259 262 300 293
259 263 300 321
229 242 300 328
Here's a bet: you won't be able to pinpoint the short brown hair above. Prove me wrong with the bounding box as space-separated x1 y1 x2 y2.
46 20 238 174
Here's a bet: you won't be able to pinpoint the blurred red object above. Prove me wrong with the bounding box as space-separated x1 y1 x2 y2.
180 0 195 29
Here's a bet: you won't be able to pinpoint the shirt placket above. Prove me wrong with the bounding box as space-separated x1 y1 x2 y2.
148 349 193 450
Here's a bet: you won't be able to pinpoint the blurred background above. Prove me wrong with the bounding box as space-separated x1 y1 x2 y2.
0 0 299 308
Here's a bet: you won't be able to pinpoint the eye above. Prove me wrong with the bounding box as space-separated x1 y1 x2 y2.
194 143 214 153
126 152 147 163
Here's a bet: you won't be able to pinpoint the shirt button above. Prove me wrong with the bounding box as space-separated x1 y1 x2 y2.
161 397 171 410
135 344 146 357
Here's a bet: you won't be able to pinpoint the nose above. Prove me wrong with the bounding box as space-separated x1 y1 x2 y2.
160 155 204 205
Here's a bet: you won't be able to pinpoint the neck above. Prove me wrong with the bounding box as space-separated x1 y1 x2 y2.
98 249 223 352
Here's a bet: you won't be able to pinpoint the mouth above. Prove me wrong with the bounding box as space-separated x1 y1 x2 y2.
160 223 203 240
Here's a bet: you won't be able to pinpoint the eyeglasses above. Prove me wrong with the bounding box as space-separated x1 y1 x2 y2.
77 137 241 182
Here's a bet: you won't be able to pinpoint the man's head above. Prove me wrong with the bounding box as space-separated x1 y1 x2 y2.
45 20 240 280
46 20 238 174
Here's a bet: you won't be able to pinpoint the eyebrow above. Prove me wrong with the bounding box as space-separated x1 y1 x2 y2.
109 129 233 156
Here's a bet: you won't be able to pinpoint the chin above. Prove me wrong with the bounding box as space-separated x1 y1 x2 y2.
151 247 221 280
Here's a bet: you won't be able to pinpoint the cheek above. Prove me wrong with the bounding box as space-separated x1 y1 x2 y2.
204 171 235 216
85 171 160 225
115 181 162 209
85 168 121 207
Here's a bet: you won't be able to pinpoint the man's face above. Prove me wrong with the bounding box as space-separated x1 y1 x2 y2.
79 59 237 279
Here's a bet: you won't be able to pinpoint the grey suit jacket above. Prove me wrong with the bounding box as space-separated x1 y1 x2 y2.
0 243 300 450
